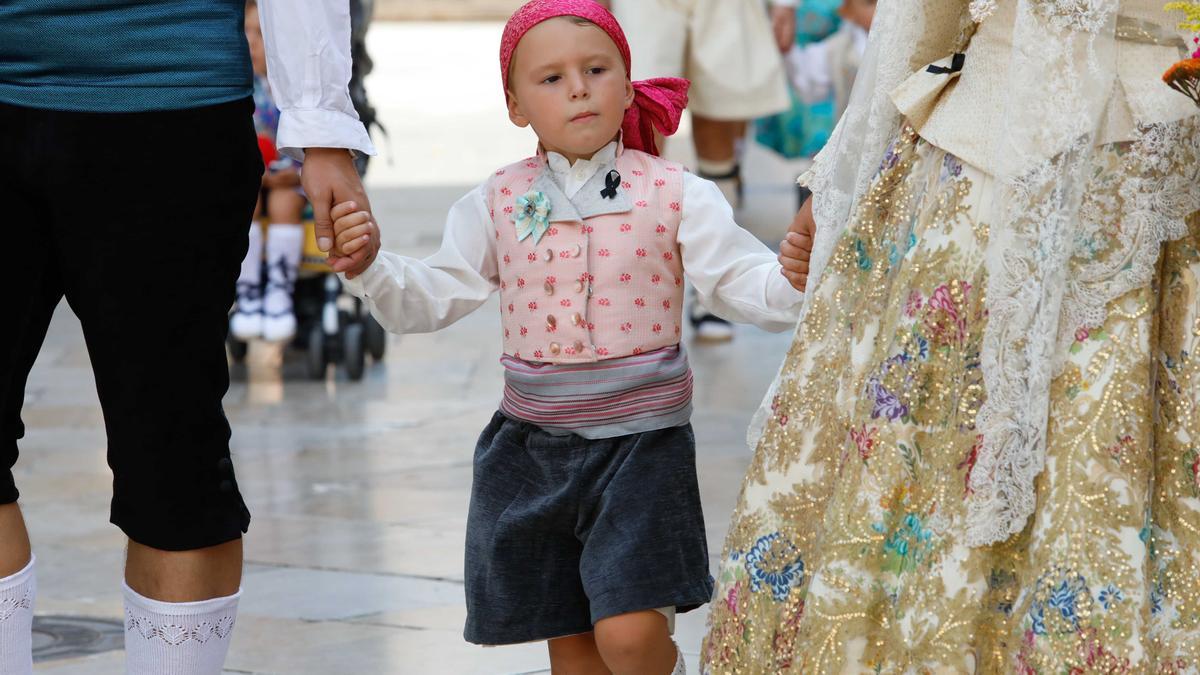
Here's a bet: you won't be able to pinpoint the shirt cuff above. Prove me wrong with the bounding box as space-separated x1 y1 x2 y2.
277 108 377 161
338 256 388 299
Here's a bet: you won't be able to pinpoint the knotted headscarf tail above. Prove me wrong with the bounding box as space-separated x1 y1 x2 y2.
499 0 690 156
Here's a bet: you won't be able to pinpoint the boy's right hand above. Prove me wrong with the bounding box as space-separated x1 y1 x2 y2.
331 201 380 260
779 195 815 292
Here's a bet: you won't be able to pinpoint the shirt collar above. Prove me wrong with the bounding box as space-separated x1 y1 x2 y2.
545 140 619 180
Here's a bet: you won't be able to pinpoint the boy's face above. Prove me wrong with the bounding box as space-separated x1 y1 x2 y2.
245 5 267 76
506 18 635 163
840 0 875 31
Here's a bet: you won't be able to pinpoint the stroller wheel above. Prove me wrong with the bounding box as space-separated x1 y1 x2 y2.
364 313 387 361
344 323 366 381
306 323 328 380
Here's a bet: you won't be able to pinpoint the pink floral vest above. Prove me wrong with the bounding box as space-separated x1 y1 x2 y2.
487 147 686 364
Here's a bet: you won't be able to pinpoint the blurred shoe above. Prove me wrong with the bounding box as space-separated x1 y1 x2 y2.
230 282 263 340
690 310 734 342
261 311 297 342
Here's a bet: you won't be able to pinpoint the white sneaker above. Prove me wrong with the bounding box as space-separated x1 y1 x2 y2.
230 311 263 341
262 312 297 342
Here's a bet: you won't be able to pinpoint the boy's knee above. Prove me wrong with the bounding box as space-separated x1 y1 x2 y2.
593 611 670 668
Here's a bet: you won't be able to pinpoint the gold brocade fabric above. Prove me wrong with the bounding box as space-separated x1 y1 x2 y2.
702 127 1200 673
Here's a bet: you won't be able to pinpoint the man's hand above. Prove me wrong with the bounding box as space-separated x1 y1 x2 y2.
301 147 379 279
779 194 814 292
770 5 797 53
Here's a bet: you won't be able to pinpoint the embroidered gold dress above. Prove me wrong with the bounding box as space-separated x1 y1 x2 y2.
702 0 1200 671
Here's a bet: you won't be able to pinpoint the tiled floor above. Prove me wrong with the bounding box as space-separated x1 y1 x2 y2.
22 20 808 675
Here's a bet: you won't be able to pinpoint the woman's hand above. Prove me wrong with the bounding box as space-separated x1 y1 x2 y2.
779 194 814 292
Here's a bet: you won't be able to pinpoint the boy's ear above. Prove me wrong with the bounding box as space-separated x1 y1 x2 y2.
623 77 635 110
506 90 531 128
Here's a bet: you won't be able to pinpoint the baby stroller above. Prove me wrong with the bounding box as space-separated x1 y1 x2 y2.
227 213 388 380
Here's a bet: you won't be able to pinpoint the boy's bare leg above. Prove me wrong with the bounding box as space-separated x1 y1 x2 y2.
125 538 242 602
548 632 611 675
594 610 677 675
0 503 31 578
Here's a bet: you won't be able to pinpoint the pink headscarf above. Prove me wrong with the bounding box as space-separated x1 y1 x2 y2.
499 0 690 156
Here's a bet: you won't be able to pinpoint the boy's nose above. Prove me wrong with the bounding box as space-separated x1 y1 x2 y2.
568 76 588 100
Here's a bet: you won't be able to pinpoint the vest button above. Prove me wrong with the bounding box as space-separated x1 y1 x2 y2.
549 342 562 355
544 249 554 262
571 313 583 327
544 281 555 296
546 315 557 330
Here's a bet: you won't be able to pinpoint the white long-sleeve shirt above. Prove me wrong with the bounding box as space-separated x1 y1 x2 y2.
258 0 376 158
343 143 804 335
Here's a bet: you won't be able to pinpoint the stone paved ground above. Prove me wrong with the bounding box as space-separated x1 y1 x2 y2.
25 21 808 674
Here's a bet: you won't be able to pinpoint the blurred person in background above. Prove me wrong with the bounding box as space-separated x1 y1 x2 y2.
230 0 308 344
755 0 845 162
784 0 875 120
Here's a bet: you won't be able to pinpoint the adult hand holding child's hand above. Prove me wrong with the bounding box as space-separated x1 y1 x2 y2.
779 194 815 293
302 147 380 279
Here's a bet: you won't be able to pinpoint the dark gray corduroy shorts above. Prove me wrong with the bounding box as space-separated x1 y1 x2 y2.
464 412 714 645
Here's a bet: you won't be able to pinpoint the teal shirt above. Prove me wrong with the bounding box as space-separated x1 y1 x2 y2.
0 0 252 113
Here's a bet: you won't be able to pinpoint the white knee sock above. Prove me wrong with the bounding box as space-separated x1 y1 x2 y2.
236 222 264 314
238 222 264 289
263 224 303 318
0 556 34 675
122 582 240 675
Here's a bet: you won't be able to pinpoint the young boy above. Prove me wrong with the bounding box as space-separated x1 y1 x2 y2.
332 1 809 672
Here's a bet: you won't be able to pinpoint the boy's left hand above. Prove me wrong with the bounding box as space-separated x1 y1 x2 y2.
779 196 815 292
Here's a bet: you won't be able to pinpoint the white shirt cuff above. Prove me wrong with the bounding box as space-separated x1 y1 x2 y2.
277 108 377 161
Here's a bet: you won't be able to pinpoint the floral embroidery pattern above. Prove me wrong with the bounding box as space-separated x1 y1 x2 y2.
703 129 1200 673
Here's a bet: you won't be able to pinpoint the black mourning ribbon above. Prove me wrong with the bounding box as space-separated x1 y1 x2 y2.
926 52 966 75
600 170 621 199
